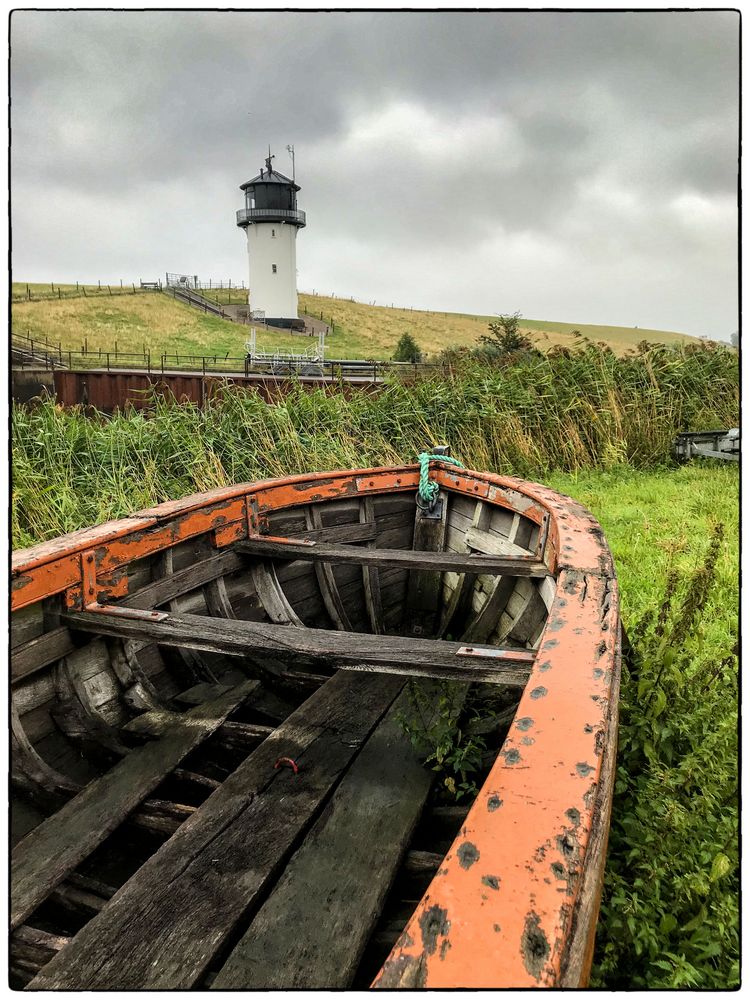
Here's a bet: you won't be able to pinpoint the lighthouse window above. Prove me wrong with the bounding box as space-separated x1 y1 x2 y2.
272 264 277 273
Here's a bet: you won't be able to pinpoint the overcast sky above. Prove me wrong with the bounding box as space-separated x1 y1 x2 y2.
11 10 739 339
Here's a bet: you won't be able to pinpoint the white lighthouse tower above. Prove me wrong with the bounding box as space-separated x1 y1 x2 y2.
236 150 306 329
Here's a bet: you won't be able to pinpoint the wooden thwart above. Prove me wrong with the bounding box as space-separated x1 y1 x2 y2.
63 609 535 685
11 679 259 930
238 536 548 577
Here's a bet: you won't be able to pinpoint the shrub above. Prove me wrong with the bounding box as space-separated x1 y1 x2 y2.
392 332 423 363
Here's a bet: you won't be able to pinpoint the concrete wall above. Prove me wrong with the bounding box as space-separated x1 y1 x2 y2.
245 222 298 319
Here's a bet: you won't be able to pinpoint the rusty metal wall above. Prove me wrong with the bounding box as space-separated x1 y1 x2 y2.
51 370 379 412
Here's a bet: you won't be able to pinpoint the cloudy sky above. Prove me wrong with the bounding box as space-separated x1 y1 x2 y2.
11 10 739 339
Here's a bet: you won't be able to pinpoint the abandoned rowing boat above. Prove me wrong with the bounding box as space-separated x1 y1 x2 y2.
10 457 621 989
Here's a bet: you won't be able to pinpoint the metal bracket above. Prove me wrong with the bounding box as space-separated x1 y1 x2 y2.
420 497 444 520
456 646 536 663
83 603 169 621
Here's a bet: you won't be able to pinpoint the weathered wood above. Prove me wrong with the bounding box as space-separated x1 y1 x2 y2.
48 881 106 917
30 671 406 990
437 500 490 638
304 506 354 631
461 514 528 644
203 575 237 619
173 768 222 793
11 679 258 930
404 491 450 637
155 549 218 683
360 497 384 634
286 519 377 544
11 925 70 977
212 684 437 989
12 628 78 684
122 709 273 746
121 549 244 611
173 682 231 706
251 561 304 626
403 849 444 876
63 609 536 685
238 537 547 577
66 871 117 899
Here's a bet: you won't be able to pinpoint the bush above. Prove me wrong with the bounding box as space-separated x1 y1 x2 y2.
392 332 423 363
592 525 739 988
479 311 536 355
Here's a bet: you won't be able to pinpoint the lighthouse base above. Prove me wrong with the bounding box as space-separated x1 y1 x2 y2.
264 317 306 331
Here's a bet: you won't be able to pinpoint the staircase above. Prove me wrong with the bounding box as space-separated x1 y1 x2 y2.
163 284 231 320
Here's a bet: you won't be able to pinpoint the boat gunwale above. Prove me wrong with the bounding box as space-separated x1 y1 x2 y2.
10 463 620 988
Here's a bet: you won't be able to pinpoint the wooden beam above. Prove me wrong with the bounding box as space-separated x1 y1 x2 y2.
237 537 548 577
211 684 439 988
62 609 536 686
360 498 384 635
11 679 259 930
29 670 406 990
304 506 354 631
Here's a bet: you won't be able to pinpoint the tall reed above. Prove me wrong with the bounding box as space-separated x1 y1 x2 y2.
12 341 738 548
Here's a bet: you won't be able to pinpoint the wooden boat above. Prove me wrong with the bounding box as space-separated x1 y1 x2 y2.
10 458 621 989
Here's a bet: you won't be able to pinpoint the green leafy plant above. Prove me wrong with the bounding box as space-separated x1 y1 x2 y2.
395 680 488 801
392 332 423 363
591 524 739 988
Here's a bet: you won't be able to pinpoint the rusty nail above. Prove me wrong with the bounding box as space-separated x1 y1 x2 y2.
86 555 94 563
369 480 374 486
88 586 95 595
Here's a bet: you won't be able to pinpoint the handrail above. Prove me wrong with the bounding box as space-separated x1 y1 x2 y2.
236 208 306 226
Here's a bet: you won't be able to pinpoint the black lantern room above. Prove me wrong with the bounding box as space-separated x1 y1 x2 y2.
236 152 306 230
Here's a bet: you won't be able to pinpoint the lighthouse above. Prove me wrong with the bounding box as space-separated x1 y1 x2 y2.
236 150 306 328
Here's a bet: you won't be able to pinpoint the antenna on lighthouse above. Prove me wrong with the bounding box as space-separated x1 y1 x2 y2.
286 144 295 182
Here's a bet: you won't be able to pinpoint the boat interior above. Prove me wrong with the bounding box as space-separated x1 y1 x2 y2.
10 463 618 989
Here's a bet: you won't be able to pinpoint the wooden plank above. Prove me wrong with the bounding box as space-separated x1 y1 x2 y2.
286 520 377 544
12 628 78 684
238 538 547 577
11 678 258 930
360 497 384 634
251 561 304 626
304 506 354 631
212 684 438 988
121 549 244 611
30 670 406 990
155 548 217 683
62 610 536 685
404 490 450 636
437 500 490 638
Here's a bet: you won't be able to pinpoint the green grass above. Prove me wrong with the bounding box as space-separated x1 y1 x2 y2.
12 282 702 362
10 343 738 988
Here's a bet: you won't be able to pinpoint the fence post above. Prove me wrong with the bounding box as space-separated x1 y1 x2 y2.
202 357 206 375
147 351 151 373
84 337 88 355
120 279 123 288
58 288 61 299
69 350 72 368
83 286 87 297
106 352 110 370
245 355 249 378
98 280 101 290
108 285 112 296
161 355 165 375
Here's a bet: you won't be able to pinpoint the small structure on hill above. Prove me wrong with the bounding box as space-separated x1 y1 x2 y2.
236 150 306 330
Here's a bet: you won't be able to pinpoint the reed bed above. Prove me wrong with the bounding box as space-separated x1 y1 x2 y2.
12 341 737 549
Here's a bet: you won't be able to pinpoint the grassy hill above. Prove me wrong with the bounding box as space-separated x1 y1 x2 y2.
11 283 699 361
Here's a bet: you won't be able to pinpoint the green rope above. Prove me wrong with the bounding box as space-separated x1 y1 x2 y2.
417 451 465 503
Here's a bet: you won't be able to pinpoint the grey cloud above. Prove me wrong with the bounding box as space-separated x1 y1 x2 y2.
10 9 738 338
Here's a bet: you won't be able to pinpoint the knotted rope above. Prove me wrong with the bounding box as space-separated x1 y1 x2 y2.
416 451 465 505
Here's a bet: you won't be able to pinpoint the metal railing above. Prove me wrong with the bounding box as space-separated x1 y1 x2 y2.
11 333 445 382
236 208 306 226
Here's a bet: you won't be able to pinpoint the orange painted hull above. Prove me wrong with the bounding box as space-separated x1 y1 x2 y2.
11 463 620 988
